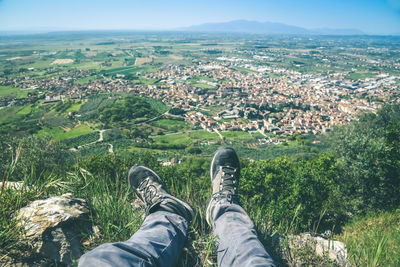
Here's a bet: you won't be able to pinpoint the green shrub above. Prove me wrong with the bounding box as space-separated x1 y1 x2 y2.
240 154 341 233
327 104 400 214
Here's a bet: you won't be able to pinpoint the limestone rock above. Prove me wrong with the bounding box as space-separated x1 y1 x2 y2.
2 181 24 190
289 233 349 266
274 232 350 266
16 193 90 266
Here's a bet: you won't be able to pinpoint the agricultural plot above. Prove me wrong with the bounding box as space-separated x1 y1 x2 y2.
152 132 192 146
0 106 28 124
100 66 156 76
151 130 220 147
151 119 190 132
37 124 94 141
0 85 30 98
221 130 253 140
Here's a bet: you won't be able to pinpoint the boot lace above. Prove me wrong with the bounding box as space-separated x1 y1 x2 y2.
217 166 239 201
137 177 158 207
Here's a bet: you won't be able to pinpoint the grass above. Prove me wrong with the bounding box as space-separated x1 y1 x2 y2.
0 137 399 266
189 131 219 141
16 105 32 116
346 72 376 80
250 132 265 138
37 124 95 141
0 86 29 98
152 132 192 146
0 106 27 124
76 76 98 85
146 98 170 114
101 66 156 76
221 130 253 140
192 83 216 90
200 105 226 117
336 211 400 267
65 102 84 113
72 61 102 70
152 119 190 131
151 130 220 146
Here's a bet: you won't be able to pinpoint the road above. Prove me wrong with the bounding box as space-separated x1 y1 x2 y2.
213 128 223 140
69 129 114 153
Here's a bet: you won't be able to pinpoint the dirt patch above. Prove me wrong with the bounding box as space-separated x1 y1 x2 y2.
168 55 183 61
51 59 74 65
84 51 98 57
6 57 23 61
135 57 152 65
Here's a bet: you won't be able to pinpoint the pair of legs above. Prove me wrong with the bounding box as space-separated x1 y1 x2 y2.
79 147 275 267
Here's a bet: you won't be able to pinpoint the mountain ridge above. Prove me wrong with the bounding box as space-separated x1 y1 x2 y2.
181 20 365 35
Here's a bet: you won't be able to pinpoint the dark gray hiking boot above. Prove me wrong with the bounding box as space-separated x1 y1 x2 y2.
128 165 194 222
206 147 240 225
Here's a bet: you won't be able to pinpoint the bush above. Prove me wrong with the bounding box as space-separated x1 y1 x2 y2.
99 96 158 124
62 132 99 148
240 154 341 233
327 104 400 214
185 145 202 154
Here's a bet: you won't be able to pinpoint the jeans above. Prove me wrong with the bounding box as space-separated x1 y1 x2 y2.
79 200 275 267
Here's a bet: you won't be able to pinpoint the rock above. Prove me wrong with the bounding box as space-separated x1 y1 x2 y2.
291 233 349 266
16 193 91 266
274 233 350 266
131 197 146 220
2 181 24 190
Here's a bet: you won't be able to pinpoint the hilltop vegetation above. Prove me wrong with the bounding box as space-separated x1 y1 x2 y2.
0 32 399 266
98 95 161 124
1 104 399 266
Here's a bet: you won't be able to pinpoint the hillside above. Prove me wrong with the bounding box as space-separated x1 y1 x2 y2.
0 104 399 266
0 32 399 266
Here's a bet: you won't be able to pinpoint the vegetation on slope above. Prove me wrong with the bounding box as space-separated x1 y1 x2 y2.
0 104 399 266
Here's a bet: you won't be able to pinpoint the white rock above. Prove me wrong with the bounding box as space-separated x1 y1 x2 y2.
289 233 349 266
1 181 24 190
16 193 90 266
273 232 350 266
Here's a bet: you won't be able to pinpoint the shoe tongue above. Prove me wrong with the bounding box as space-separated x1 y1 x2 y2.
133 170 152 188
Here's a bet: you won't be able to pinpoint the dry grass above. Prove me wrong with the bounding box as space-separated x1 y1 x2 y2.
51 59 74 65
135 57 152 65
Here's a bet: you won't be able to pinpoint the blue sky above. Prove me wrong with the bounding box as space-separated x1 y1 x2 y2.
0 0 399 34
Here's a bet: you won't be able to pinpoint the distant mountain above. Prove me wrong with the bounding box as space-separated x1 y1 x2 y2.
182 20 365 35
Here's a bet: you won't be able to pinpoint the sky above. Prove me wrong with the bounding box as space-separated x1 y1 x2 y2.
0 0 399 34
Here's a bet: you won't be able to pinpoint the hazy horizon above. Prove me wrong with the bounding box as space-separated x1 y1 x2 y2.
0 0 400 35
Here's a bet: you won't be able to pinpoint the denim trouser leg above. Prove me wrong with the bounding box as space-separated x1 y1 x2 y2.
210 199 276 267
78 211 188 267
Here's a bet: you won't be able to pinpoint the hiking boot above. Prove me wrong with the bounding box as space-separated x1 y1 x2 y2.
128 165 194 222
206 147 240 225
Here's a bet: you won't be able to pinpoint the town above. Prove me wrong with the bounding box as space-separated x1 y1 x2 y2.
1 35 399 145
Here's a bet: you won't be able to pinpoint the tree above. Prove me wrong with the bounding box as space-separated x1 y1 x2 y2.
327 104 400 213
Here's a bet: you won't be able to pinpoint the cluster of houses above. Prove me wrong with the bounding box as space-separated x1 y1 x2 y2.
1 54 398 141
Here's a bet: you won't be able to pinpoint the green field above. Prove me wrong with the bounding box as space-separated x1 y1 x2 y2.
250 131 265 138
0 85 29 98
37 124 95 141
16 105 32 115
152 132 192 146
346 72 376 80
65 102 84 113
221 130 253 140
192 83 216 90
152 130 220 146
152 119 190 131
189 130 219 140
100 65 156 76
0 106 24 124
